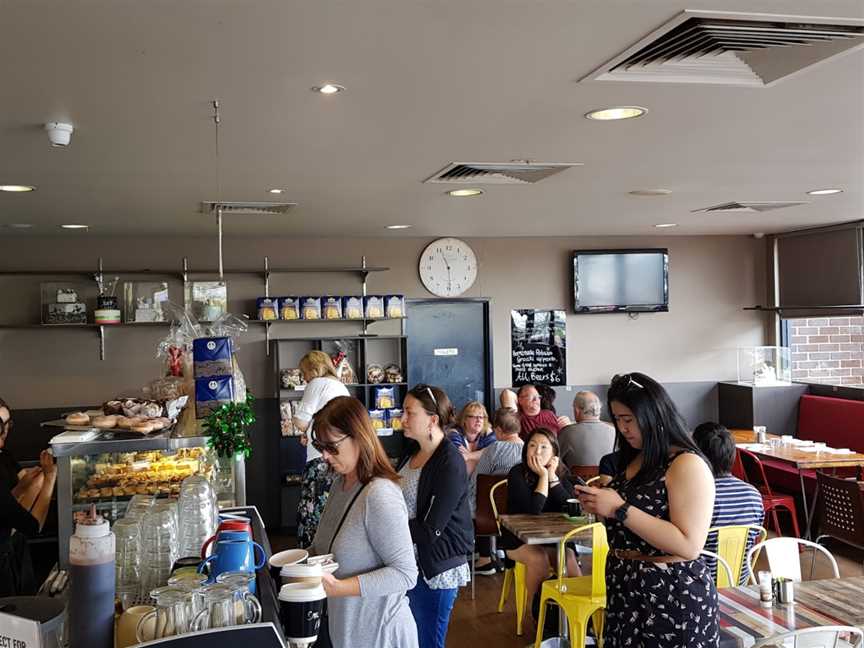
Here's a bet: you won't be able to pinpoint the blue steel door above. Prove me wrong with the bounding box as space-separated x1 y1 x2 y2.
406 299 492 414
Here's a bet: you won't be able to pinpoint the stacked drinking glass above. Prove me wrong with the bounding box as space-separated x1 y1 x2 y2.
141 502 179 597
177 475 218 559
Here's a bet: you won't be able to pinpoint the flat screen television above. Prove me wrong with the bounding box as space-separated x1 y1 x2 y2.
572 248 669 314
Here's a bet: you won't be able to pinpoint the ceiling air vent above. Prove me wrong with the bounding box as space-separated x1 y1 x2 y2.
692 201 808 214
580 10 864 87
424 162 581 185
200 201 297 215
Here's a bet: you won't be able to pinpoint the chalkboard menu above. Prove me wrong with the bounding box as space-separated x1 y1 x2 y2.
511 309 566 386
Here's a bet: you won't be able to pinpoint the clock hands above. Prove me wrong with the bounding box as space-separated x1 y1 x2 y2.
439 250 453 291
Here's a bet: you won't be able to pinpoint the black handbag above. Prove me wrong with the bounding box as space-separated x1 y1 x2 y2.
313 483 367 648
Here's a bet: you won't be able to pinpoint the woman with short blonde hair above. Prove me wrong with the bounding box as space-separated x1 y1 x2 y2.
448 401 495 475
293 350 349 547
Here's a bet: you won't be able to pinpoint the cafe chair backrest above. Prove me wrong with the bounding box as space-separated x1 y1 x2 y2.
815 471 864 552
738 449 773 496
489 479 508 536
746 537 839 584
475 474 503 537
699 550 734 588
557 522 608 597
706 524 768 587
751 625 864 648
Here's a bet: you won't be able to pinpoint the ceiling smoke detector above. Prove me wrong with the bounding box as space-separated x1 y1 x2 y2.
45 122 74 147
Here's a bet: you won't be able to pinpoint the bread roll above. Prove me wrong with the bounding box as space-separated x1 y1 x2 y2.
66 412 90 426
92 415 117 429
130 422 154 434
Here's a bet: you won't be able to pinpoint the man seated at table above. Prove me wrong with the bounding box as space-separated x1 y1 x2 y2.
516 384 561 439
557 391 615 470
693 421 765 584
470 408 524 574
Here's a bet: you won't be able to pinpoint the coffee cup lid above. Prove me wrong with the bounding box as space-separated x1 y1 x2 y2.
269 548 308 567
278 582 326 602
281 562 322 578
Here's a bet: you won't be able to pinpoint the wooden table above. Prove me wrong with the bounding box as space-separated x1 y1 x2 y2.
732 429 864 537
718 576 864 647
499 512 591 545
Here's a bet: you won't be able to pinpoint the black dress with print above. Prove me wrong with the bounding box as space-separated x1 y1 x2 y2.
603 451 719 648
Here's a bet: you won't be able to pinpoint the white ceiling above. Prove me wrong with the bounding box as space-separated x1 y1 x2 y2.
0 0 862 238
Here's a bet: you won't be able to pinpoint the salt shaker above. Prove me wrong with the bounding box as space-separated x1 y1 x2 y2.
757 571 773 608
754 425 767 444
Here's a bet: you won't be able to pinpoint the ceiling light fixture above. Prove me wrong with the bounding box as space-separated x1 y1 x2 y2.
654 223 678 228
806 188 843 196
386 224 412 230
6 223 33 229
60 224 89 230
0 185 35 192
585 106 647 121
629 189 672 196
447 188 484 197
312 83 345 95
268 188 285 194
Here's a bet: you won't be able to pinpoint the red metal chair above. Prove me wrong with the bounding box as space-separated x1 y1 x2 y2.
731 449 747 481
738 449 802 538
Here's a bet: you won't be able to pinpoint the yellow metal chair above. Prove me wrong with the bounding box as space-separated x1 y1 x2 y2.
534 522 609 648
491 479 530 636
706 524 767 587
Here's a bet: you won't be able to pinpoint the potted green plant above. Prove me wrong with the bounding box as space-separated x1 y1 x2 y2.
203 394 255 506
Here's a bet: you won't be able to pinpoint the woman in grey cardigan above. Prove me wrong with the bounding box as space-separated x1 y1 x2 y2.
310 396 419 648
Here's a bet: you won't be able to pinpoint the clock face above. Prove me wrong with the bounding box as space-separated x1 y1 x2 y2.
419 238 478 297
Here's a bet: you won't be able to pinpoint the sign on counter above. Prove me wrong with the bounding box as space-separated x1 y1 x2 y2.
511 309 566 386
0 611 42 648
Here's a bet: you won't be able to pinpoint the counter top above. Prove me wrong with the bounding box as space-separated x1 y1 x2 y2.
49 429 209 457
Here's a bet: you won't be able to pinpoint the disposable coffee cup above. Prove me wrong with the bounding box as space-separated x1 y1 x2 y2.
281 562 322 586
269 549 309 583
278 582 326 647
566 498 581 517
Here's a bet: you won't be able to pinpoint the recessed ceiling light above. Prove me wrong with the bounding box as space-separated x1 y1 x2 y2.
806 188 843 196
386 224 412 230
585 106 647 121
447 188 484 197
629 189 672 196
60 224 88 230
268 188 285 194
654 223 678 228
312 83 345 95
6 223 33 229
0 185 35 192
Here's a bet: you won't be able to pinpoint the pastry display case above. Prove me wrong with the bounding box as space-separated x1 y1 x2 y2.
51 431 245 569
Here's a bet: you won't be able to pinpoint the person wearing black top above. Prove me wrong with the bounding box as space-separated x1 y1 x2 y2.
503 428 580 619
0 400 57 596
398 385 473 648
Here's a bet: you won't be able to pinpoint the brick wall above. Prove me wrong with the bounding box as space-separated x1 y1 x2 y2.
789 317 864 386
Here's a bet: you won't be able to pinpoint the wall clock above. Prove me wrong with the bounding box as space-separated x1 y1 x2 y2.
419 237 478 297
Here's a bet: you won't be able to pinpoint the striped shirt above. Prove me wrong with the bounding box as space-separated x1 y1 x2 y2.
703 475 765 585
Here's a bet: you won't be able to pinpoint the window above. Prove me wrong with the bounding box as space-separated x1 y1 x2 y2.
783 316 864 387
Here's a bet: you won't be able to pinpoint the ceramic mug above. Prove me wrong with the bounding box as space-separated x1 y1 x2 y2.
199 539 266 581
117 605 155 648
201 524 252 558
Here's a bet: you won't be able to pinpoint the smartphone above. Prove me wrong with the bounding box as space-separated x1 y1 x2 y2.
572 473 588 486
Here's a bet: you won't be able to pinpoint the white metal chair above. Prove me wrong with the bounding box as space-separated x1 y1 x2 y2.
751 625 864 647
699 549 734 587
746 537 840 584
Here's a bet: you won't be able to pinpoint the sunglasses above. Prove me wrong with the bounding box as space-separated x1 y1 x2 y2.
311 434 351 456
612 373 644 390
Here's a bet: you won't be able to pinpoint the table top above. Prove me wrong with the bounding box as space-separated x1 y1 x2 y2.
731 429 864 469
499 512 591 545
718 577 864 647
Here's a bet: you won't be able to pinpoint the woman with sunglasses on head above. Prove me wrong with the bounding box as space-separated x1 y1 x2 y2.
292 350 350 548
575 373 718 648
397 385 473 648
309 396 418 648
502 427 579 628
448 401 495 475
0 399 58 596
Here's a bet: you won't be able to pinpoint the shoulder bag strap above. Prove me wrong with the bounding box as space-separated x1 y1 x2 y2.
328 482 367 554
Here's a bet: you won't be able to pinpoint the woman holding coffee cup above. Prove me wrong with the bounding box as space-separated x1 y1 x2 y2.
398 385 473 648
309 396 418 648
502 428 580 630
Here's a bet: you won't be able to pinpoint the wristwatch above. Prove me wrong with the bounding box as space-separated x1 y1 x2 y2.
614 502 632 523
